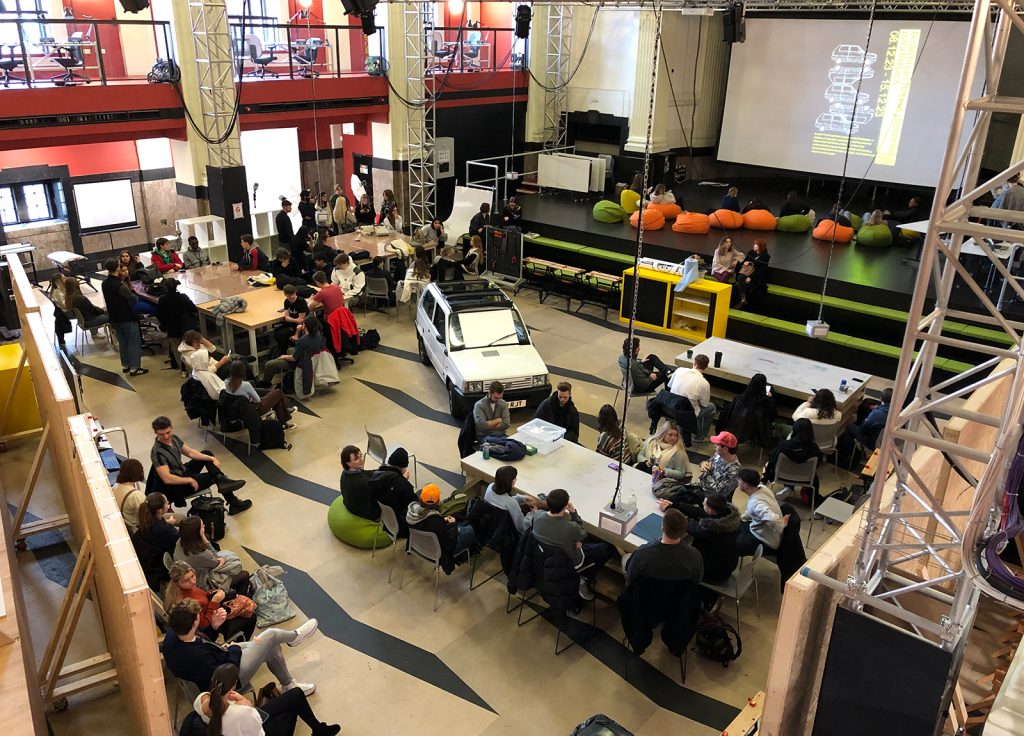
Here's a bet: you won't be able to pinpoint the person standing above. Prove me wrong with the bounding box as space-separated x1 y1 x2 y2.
276 199 295 248
668 353 715 440
101 258 148 376
297 189 316 229
355 194 376 225
533 381 580 444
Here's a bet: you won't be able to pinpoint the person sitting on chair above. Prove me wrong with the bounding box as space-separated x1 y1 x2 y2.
415 217 447 248
224 359 294 428
182 236 211 269
764 418 822 504
151 237 183 273
469 203 491 243
623 509 702 584
675 492 741 586
792 388 840 428
331 252 365 302
525 488 614 601
271 248 303 284
307 270 345 319
735 468 785 555
473 381 510 438
150 415 251 514
238 234 269 272
533 381 580 444
667 353 715 440
64 276 107 337
838 387 892 465
618 336 672 394
273 284 309 357
484 465 533 536
502 197 524 229
695 431 742 501
635 421 691 490
195 663 340 736
371 448 418 538
595 404 642 466
716 373 777 449
161 599 319 693
407 483 479 571
355 194 375 225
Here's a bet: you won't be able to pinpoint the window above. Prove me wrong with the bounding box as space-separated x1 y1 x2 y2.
0 181 64 226
0 0 46 48
227 0 276 47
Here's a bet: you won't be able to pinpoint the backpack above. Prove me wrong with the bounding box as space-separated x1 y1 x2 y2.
481 436 528 461
360 328 381 349
251 564 297 628
439 490 470 519
188 495 226 542
259 418 287 450
694 612 742 666
570 714 634 736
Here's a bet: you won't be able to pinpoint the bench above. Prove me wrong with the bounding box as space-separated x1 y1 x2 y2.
576 271 622 319
521 257 586 308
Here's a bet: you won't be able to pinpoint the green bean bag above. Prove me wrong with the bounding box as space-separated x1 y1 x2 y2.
776 214 811 233
328 495 392 549
848 213 863 230
593 200 627 223
620 189 641 214
855 223 893 247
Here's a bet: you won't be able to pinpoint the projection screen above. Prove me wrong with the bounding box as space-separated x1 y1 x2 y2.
718 19 986 188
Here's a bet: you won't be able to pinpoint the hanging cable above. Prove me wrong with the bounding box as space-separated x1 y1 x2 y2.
302 12 325 195
613 0 664 509
659 15 702 182
817 0 878 323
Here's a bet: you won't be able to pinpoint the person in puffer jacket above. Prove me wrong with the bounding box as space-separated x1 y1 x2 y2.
406 484 477 574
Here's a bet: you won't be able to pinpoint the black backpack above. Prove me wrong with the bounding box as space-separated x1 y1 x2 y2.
259 418 287 450
695 612 742 666
481 437 527 461
570 714 634 736
188 495 227 542
360 328 381 349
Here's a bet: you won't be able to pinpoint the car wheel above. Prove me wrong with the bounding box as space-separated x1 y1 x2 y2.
417 334 430 365
448 383 466 420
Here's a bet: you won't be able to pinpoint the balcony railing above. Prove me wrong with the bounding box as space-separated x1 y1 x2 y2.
0 17 173 88
426 26 528 74
229 21 385 79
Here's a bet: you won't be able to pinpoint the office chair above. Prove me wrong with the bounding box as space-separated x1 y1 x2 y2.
245 34 278 78
52 32 91 86
462 30 484 70
0 44 25 87
293 37 322 78
428 30 455 71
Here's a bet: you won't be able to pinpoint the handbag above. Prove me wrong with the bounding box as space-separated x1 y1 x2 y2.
222 593 256 620
251 564 297 628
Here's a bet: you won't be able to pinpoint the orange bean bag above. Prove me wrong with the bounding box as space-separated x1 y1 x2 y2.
672 211 710 234
742 209 777 231
629 207 666 230
709 209 743 229
649 202 682 220
812 219 855 244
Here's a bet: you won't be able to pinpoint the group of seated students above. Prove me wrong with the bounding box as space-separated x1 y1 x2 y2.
710 235 770 309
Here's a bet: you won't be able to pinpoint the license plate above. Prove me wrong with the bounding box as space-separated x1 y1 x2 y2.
507 399 526 409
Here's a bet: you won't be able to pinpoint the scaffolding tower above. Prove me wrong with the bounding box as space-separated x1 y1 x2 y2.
403 1 436 230
186 0 241 168
542 4 573 150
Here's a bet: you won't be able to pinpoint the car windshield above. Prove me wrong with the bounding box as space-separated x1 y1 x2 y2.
449 309 529 351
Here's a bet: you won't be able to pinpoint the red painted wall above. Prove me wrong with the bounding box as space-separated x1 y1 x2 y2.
479 2 513 69
0 141 139 177
65 0 128 79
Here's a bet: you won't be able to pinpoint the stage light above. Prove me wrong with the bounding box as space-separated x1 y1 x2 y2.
361 10 376 36
448 0 464 15
297 0 313 8
515 5 531 39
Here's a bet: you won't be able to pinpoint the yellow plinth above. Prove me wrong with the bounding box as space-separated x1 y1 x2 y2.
0 343 42 435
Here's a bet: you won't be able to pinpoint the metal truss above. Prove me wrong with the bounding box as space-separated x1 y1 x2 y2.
187 0 241 168
831 0 1024 652
383 0 976 12
403 1 435 230
542 4 573 151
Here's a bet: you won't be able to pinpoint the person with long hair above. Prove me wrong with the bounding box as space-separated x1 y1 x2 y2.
135 492 179 555
595 404 641 466
711 236 744 282
793 388 840 426
779 190 809 217
734 238 771 309
398 257 431 304
355 193 375 225
173 516 251 594
165 561 257 643
635 420 691 485
647 183 676 205
716 373 777 449
289 226 312 272
378 189 397 224
118 250 145 280
764 417 823 503
195 663 339 736
461 235 484 278
64 276 108 337
112 458 148 532
225 359 293 426
415 217 446 248
484 465 532 535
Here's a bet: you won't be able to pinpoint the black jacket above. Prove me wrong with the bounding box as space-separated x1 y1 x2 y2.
101 273 137 324
341 469 378 521
161 631 242 691
687 506 741 584
469 211 489 238
534 392 581 444
180 378 217 427
646 389 698 436
717 394 776 449
617 577 701 657
371 465 417 538
507 531 580 613
457 412 477 458
407 505 459 574
157 292 199 339
764 438 822 486
276 210 294 245
467 499 519 576
217 390 262 444
767 502 807 593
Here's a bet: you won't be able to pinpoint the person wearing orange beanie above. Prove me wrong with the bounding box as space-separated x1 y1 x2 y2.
405 484 478 574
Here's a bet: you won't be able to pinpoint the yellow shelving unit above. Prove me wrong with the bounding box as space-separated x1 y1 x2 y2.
619 266 732 341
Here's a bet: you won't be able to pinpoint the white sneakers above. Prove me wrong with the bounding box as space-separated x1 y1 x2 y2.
578 579 595 601
289 618 319 647
284 680 316 696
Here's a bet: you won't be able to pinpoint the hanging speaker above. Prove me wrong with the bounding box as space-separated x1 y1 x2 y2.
723 2 746 44
515 5 532 39
118 0 150 11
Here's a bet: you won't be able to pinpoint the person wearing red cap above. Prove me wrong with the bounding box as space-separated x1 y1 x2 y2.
697 431 742 502
406 483 478 574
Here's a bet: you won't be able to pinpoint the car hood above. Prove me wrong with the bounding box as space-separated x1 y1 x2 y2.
448 345 548 380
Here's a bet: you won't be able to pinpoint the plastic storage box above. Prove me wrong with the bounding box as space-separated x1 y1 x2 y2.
517 418 566 455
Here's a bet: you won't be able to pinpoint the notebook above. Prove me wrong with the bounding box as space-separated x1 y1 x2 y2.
630 513 663 543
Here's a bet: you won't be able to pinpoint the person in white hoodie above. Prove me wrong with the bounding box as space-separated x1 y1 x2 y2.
735 468 785 555
331 252 366 301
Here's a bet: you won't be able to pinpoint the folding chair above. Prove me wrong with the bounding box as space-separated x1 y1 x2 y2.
371 501 402 583
397 529 471 612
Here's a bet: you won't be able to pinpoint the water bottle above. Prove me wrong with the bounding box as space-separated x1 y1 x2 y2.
839 379 848 394
628 493 637 514
482 445 490 461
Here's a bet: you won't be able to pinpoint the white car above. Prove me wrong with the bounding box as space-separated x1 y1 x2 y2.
415 281 550 418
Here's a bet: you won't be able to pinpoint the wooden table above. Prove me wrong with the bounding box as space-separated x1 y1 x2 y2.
198 286 321 362
674 336 872 424
132 264 252 306
461 438 667 550
324 231 427 266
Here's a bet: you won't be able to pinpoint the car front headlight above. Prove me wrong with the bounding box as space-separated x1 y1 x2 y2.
532 374 547 387
464 380 484 393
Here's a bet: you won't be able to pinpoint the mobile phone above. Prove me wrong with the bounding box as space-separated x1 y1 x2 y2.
766 385 772 395
607 462 620 471
276 308 286 313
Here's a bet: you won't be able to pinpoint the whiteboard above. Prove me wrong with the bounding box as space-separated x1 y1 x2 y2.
73 179 138 234
240 128 301 214
537 153 592 193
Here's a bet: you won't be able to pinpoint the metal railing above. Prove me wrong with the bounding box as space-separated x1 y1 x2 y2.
427 26 526 74
0 17 173 88
228 20 385 79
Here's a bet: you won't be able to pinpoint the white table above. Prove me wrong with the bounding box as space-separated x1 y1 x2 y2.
675 337 872 423
460 438 666 550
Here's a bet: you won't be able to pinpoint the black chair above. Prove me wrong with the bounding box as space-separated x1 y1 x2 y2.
245 34 278 78
0 44 25 87
52 32 91 86
293 38 322 78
